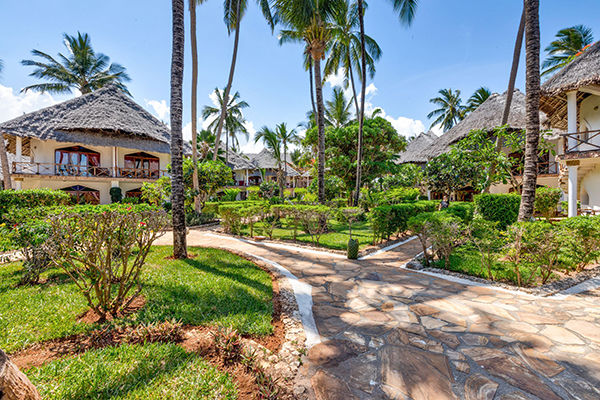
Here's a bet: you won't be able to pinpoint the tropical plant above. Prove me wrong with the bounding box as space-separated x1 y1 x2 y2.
275 122 299 185
21 32 130 94
325 87 354 128
427 88 466 131
534 187 561 221
255 126 284 196
518 0 541 222
424 149 485 201
170 0 188 258
542 25 594 76
468 217 504 280
183 158 233 209
466 87 491 113
202 89 249 164
196 129 226 161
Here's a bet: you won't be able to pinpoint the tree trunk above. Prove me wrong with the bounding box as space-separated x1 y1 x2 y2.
347 54 361 123
485 5 525 193
278 162 285 200
309 58 318 126
171 0 188 258
0 349 40 400
213 0 241 160
518 0 541 221
353 0 367 207
313 56 326 204
189 0 201 212
0 135 12 190
225 131 229 165
283 140 288 191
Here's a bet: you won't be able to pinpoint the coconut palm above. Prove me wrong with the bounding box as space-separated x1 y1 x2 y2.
325 87 354 128
195 130 226 161
466 87 491 113
427 88 466 132
274 0 344 204
353 0 417 206
170 0 187 258
542 25 594 77
21 32 130 95
255 126 284 196
202 89 249 165
518 0 541 221
275 123 299 182
212 0 275 160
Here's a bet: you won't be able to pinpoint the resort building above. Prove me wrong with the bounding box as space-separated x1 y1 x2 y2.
227 148 305 188
0 85 175 204
541 41 600 216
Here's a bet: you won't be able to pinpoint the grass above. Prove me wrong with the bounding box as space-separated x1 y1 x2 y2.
27 342 238 400
240 218 374 250
0 246 273 353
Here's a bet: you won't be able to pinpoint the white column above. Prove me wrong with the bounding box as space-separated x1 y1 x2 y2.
245 169 249 186
15 137 22 163
567 91 578 151
111 146 119 188
568 165 578 217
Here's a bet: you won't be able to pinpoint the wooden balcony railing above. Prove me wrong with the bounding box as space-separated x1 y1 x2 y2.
12 162 168 180
513 161 559 177
562 130 600 153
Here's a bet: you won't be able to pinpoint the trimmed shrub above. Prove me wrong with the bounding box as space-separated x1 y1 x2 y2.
468 217 504 280
259 181 279 199
0 189 71 217
474 193 521 230
221 188 241 202
445 202 475 223
428 213 466 268
219 204 248 235
559 216 600 272
370 200 438 243
247 186 260 201
110 187 123 203
407 212 436 266
379 187 420 205
292 188 307 200
534 187 562 221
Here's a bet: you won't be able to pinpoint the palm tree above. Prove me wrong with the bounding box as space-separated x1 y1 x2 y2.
21 32 130 95
212 0 274 160
202 89 249 165
170 0 187 258
427 88 466 131
466 87 491 113
542 25 594 77
273 0 344 204
518 0 541 221
325 87 353 128
255 126 284 196
353 0 417 206
275 123 299 183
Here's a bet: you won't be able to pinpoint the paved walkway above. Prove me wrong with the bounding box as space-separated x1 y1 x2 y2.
155 230 600 400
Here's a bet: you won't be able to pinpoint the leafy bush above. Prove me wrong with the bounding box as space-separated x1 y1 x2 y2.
121 196 141 205
428 213 466 268
259 181 279 199
407 212 436 266
370 200 438 243
559 216 600 272
377 187 420 205
219 204 247 235
247 186 260 200
141 177 171 207
186 211 217 226
534 187 562 221
221 188 241 202
0 189 71 217
212 326 243 365
109 187 123 203
293 205 331 244
308 175 345 201
474 193 521 230
12 219 52 285
292 188 307 200
445 202 475 223
468 217 504 280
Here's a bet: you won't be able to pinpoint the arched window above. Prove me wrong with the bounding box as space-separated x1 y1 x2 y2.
61 185 100 205
123 152 159 178
55 146 101 177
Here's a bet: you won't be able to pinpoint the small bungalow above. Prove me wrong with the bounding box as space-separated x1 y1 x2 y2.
395 131 438 166
227 148 303 189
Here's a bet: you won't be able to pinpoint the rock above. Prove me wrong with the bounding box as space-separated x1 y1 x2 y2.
406 260 423 270
464 374 498 400
540 326 585 345
429 330 460 349
512 344 564 378
552 370 600 400
0 349 41 400
380 345 456 400
461 334 489 346
498 392 530 400
311 370 356 400
453 361 470 374
409 303 440 316
564 320 600 344
421 316 447 330
308 339 367 367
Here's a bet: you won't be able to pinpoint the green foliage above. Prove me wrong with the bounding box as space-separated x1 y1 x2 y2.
219 204 248 235
407 212 436 266
109 187 123 203
186 211 217 226
559 216 600 272
534 187 562 221
0 189 71 217
221 188 241 202
374 187 420 206
141 177 171 207
259 181 279 199
247 186 260 200
428 213 466 268
379 164 424 189
468 218 504 280
474 193 521 230
347 238 359 260
424 149 485 197
308 175 345 201
445 202 475 223
369 200 438 243
184 159 233 207
292 188 307 200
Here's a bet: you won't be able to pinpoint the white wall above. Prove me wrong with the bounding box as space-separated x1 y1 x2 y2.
21 178 113 204
578 94 600 151
581 166 600 207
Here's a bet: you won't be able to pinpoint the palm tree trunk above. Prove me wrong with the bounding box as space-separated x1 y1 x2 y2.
309 58 318 125
484 5 525 193
189 0 201 212
353 0 367 207
213 0 241 160
170 0 188 258
225 131 229 165
283 140 288 192
518 0 541 221
0 136 12 190
313 56 326 204
347 54 361 121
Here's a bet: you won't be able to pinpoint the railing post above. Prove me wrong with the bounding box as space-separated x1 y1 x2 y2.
567 91 578 152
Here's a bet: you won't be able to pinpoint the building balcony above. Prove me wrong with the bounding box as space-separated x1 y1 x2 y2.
11 162 169 182
561 130 600 160
513 161 559 177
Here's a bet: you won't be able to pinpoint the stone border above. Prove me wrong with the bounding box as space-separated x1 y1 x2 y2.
406 256 600 297
0 250 23 265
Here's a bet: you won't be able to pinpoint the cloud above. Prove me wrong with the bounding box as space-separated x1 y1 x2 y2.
145 99 170 121
0 85 59 123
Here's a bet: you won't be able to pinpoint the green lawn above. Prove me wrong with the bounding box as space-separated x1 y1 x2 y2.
27 343 238 400
0 247 273 353
240 218 374 250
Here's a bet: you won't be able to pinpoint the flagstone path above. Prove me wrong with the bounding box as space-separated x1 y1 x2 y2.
156 230 600 400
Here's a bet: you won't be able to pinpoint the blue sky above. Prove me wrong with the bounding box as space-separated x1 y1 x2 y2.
1 0 600 152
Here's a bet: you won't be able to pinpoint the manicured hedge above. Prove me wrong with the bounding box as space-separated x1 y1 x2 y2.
474 193 521 230
445 202 475 223
203 200 265 216
370 200 438 242
0 189 71 216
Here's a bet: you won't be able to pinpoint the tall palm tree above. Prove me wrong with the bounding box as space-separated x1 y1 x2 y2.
353 0 417 206
518 0 541 221
274 0 344 204
325 0 381 125
212 0 274 160
21 32 130 95
466 87 491 113
0 58 10 190
542 25 594 77
275 122 299 182
202 89 249 165
427 88 465 131
255 126 284 196
170 0 187 258
325 87 353 128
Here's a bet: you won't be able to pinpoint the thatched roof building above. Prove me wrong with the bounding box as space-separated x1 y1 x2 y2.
396 131 438 164
226 150 255 170
246 149 301 177
0 84 175 155
541 41 600 130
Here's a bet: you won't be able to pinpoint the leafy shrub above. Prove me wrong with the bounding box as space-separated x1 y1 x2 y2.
255 368 281 400
474 193 521 230
247 186 260 200
0 189 71 217
219 204 247 235
377 187 420 205
308 175 345 201
213 326 243 365
292 188 307 200
45 207 168 320
121 196 141 205
407 212 436 266
123 320 183 345
110 187 123 203
141 177 171 207
559 216 600 272
204 200 265 216
186 211 217 226
428 213 466 268
370 200 438 243
259 181 279 199
12 219 52 285
329 197 348 209
294 205 331 244
468 217 504 280
221 188 241 202
445 202 475 223
534 187 562 221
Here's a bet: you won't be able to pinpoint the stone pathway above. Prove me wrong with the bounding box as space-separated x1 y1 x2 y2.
155 230 600 400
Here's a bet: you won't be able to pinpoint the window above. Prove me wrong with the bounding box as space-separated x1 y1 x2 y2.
55 146 101 177
123 152 159 178
61 185 100 204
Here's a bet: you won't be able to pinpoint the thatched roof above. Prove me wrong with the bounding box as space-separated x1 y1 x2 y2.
396 131 438 164
226 150 255 170
0 85 174 154
422 89 554 159
243 149 301 177
540 41 600 130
